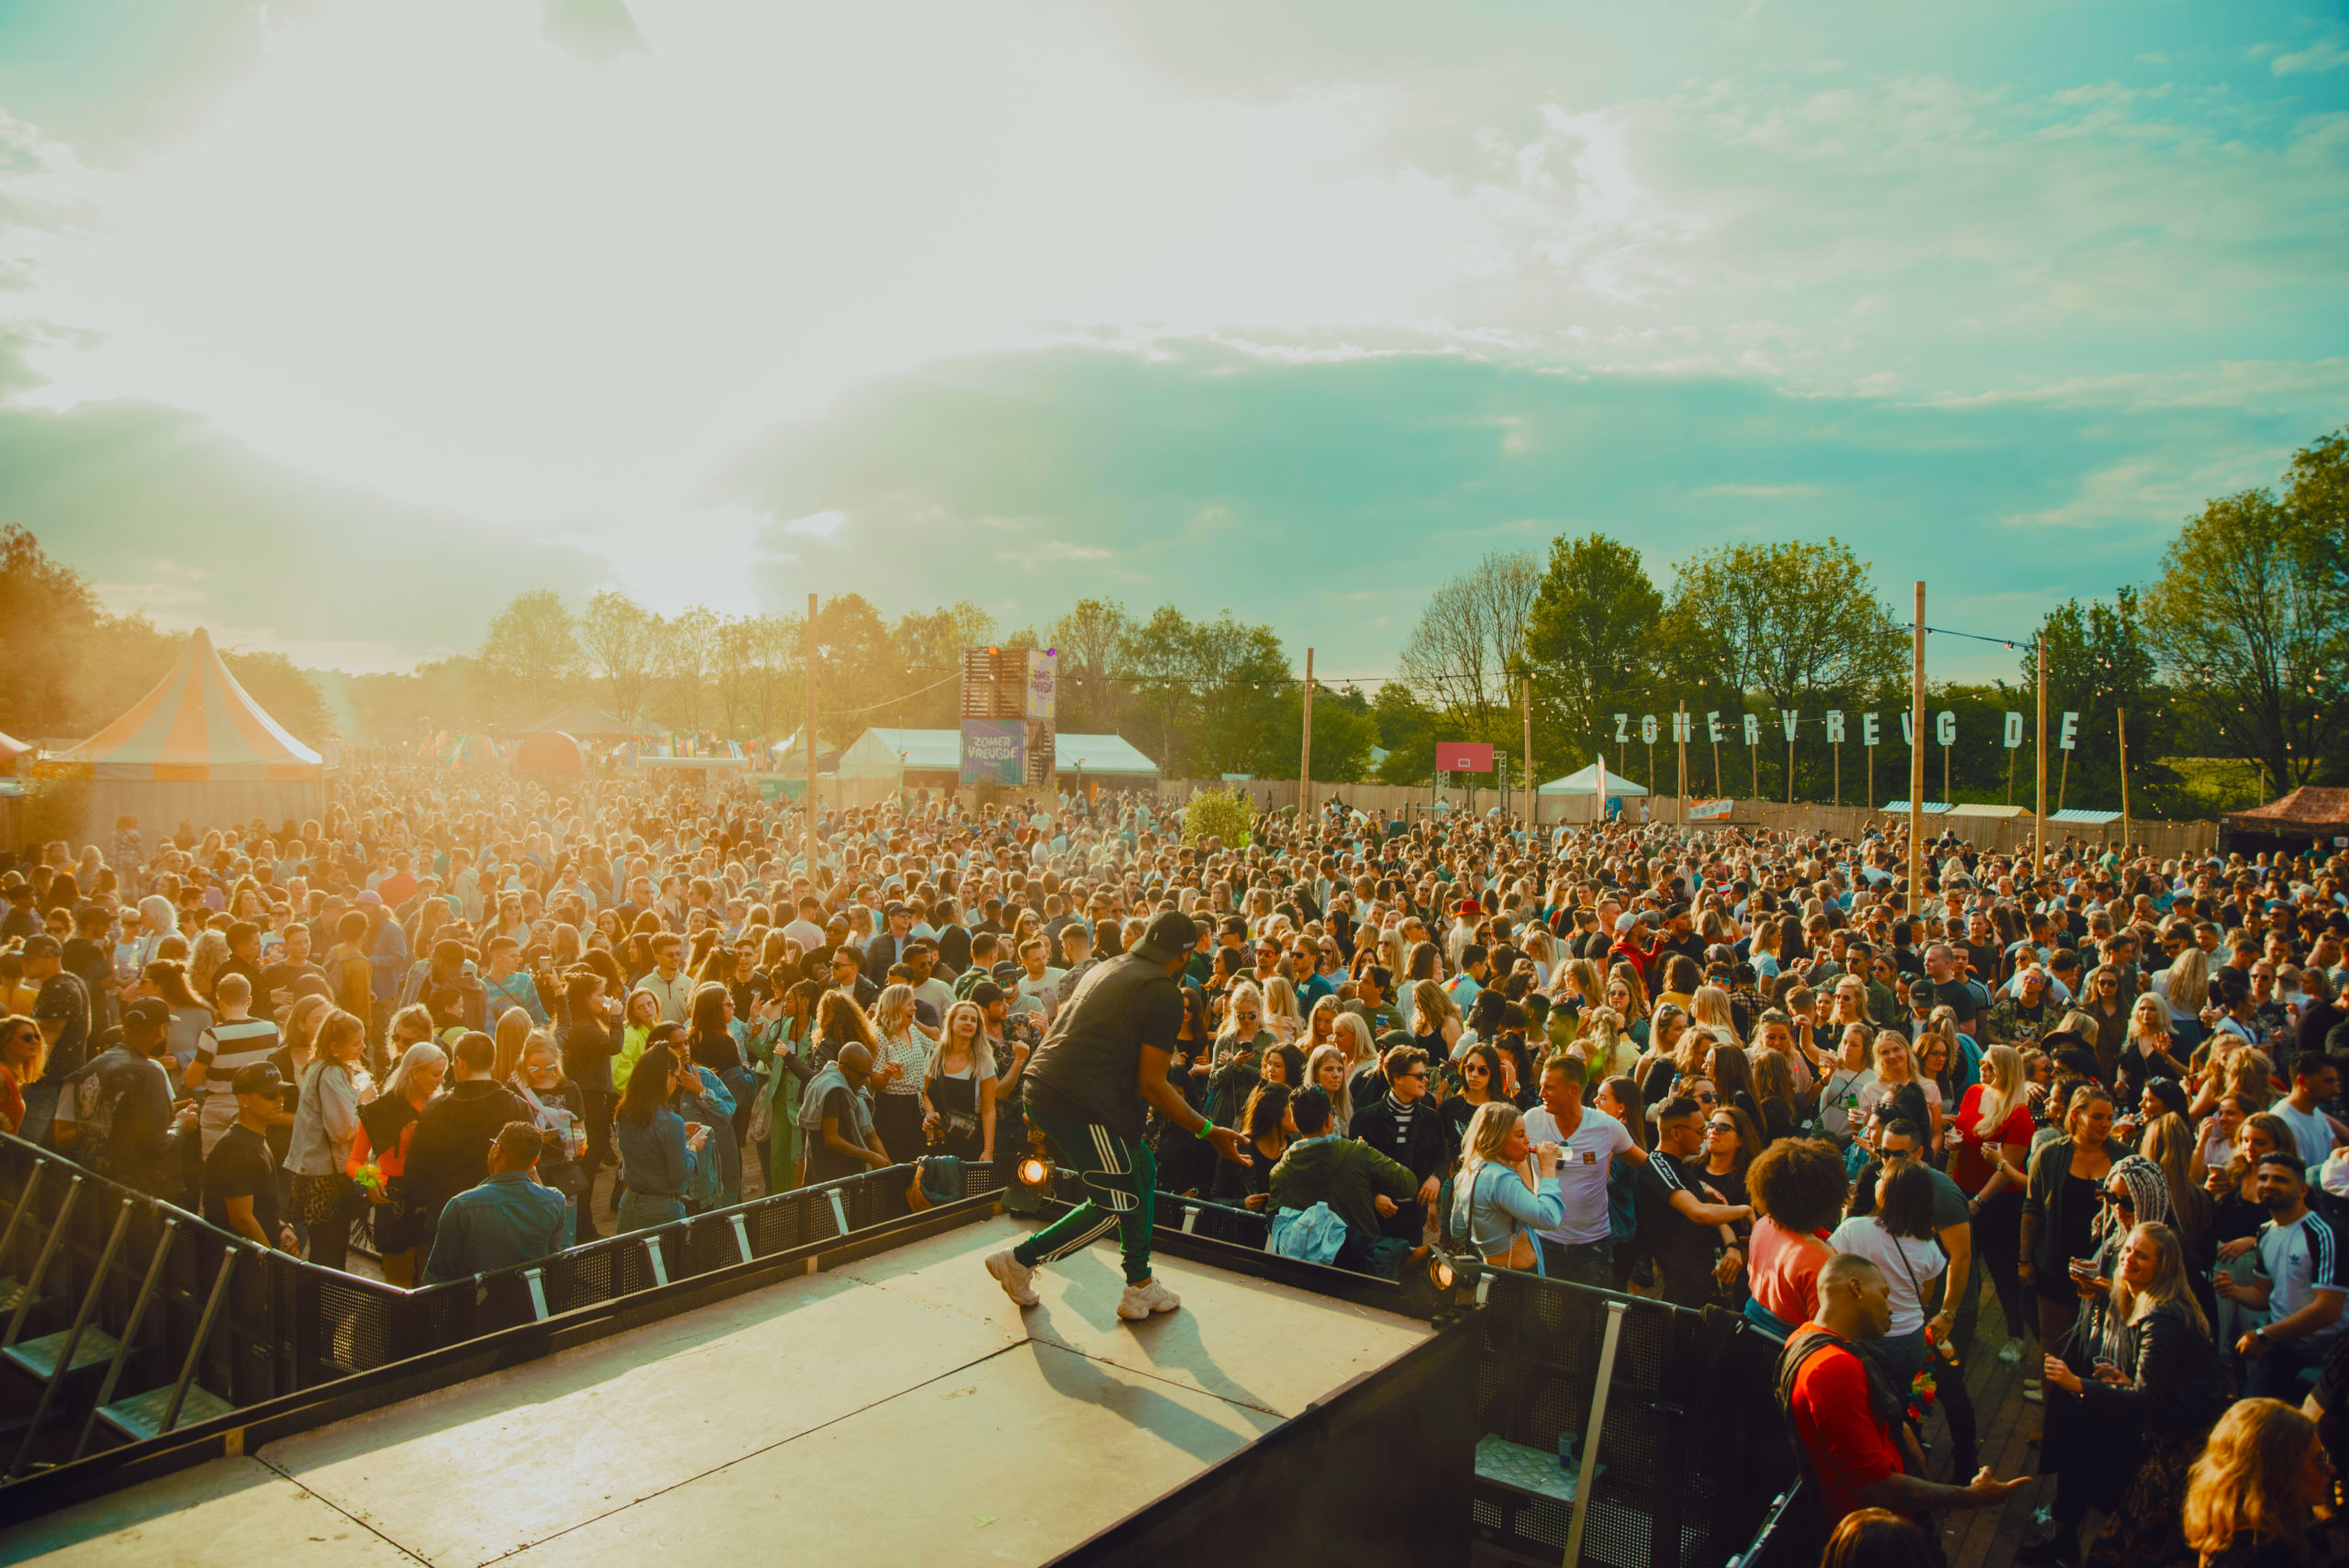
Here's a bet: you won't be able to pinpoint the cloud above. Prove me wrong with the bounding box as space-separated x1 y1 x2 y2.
2273 36 2349 74
719 339 2341 680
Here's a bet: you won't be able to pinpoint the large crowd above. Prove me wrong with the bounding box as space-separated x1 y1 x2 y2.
2 764 2346 1567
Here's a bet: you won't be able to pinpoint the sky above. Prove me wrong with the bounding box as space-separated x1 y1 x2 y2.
0 0 2343 686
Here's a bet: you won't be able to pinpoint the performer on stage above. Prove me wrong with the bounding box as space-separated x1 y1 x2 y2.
987 910 1251 1321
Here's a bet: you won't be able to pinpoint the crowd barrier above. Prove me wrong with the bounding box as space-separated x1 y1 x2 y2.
0 1133 999 1485
1468 1270 1791 1568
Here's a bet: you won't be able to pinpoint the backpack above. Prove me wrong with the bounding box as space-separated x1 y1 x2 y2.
1269 1202 1348 1265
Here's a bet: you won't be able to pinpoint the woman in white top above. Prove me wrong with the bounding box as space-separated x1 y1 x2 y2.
1857 1029 1943 1151
869 984 933 1165
1830 1160 1947 1390
1814 1023 1877 1145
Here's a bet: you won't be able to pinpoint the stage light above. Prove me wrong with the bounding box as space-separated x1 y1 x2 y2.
1017 1156 1051 1188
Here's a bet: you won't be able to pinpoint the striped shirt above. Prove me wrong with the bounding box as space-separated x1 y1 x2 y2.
193 1018 282 1154
2259 1209 2347 1346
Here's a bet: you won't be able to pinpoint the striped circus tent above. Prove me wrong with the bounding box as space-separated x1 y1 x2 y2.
36 628 327 844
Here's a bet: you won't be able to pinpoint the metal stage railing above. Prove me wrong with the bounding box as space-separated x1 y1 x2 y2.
0 1133 1000 1487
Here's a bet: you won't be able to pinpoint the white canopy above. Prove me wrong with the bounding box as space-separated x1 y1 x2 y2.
1539 762 1649 797
835 728 1160 780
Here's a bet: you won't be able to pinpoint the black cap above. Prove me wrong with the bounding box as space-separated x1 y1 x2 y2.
231 1062 284 1095
120 997 172 1034
1131 910 1200 964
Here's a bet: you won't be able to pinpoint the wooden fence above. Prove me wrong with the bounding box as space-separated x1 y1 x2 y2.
1153 779 2219 861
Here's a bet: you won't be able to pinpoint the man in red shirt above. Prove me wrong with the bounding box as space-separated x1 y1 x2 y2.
1779 1253 2023 1542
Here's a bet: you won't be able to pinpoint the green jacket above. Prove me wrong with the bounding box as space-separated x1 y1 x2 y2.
1267 1134 1419 1240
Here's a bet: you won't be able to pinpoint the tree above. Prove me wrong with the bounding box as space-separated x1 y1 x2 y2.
1051 597 1134 734
1370 682 1439 785
1660 539 1905 711
1398 551 1540 740
2143 484 2345 795
478 589 581 726
1528 532 1664 752
655 606 720 734
220 649 334 746
1254 682 1376 783
576 590 656 728
2020 588 2174 811
1183 788 1253 848
0 525 101 737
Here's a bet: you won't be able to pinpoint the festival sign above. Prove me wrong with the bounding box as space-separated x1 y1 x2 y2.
1435 740 1495 773
959 718 1025 785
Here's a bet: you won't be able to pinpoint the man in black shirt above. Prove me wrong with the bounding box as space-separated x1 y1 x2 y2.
205 1062 297 1251
23 934 88 1147
986 912 1247 1322
55 997 186 1199
63 904 118 1040
1353 1044 1451 1242
1631 1097 1752 1308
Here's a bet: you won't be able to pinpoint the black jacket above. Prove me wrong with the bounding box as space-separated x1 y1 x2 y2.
405 1080 532 1232
1353 1096 1452 1191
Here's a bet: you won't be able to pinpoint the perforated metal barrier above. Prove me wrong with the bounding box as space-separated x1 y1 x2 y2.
0 1133 996 1482
1469 1271 1791 1568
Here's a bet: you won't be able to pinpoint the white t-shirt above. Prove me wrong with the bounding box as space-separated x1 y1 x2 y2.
1013 969 1065 1019
1521 1105 1635 1246
1815 1066 1876 1139
2272 1099 2338 1167
2258 1210 2347 1346
1830 1217 1946 1337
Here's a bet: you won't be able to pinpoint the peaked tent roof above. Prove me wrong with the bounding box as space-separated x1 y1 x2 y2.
42 628 322 782
1537 762 1648 797
2228 786 2349 833
524 704 659 740
0 731 28 764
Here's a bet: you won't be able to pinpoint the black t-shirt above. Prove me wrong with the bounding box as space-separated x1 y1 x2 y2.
34 970 91 1079
61 937 115 1033
1928 977 1982 1029
1632 1151 1720 1296
1020 952 1183 1140
203 1121 282 1238
64 1045 177 1195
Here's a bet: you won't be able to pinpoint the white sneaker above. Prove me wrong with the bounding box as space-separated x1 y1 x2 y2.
1117 1278 1181 1320
985 1250 1041 1307
1998 1337 2025 1366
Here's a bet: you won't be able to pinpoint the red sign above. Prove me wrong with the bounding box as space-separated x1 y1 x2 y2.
1435 741 1495 773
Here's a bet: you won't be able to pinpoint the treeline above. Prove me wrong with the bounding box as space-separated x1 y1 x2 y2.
0 526 334 747
4 427 2339 813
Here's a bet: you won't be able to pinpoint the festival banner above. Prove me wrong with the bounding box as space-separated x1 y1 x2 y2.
960 718 1025 785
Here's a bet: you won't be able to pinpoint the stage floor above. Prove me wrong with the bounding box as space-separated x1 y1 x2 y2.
1 1215 1429 1567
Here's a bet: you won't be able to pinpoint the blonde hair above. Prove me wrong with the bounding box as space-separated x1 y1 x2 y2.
1971 1044 2025 1139
2182 1398 2317 1560
874 982 918 1041
1870 1029 1914 1083
2167 947 2211 1017
1690 984 1741 1046
1330 1011 1376 1067
1412 978 1458 1035
1459 1099 1524 1180
2224 1050 2277 1110
492 1006 536 1083
2110 1219 2208 1337
1219 981 1267 1043
1262 974 1304 1033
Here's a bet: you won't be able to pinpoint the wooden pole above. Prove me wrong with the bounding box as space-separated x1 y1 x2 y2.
1520 676 1534 832
1833 742 1841 806
2058 745 2071 814
1786 717 1795 807
1298 648 1314 822
2034 640 2047 883
1909 583 1925 912
2118 706 2132 851
1676 701 1687 827
804 591 818 882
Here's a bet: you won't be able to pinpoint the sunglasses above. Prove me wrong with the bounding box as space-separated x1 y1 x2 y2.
1707 1121 1737 1135
1695 1090 1719 1103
